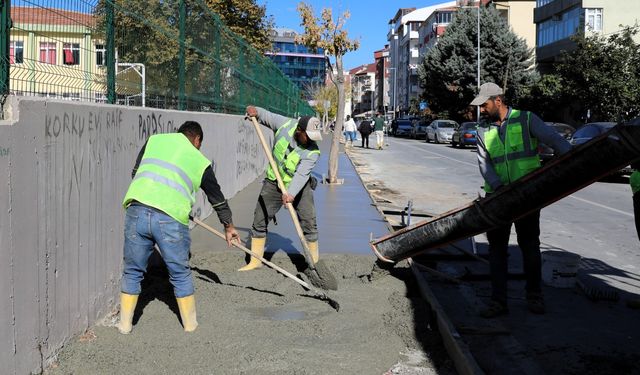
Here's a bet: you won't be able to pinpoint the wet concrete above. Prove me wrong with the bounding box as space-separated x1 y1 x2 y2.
47 136 453 375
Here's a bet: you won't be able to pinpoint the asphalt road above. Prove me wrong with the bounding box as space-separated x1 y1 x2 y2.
348 134 639 294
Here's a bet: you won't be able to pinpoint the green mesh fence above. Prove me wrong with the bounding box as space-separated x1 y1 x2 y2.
1 0 313 117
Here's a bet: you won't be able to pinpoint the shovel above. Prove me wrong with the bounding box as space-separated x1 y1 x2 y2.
249 116 338 291
191 217 339 311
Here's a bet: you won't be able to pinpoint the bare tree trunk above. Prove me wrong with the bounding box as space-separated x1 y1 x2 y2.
328 56 345 183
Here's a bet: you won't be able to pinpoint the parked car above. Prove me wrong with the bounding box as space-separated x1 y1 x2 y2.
426 120 458 143
394 119 414 137
451 122 478 148
568 122 632 175
539 122 575 164
410 120 429 139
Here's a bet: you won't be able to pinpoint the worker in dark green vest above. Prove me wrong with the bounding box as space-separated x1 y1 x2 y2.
118 121 239 334
472 83 571 318
631 162 640 241
239 106 322 271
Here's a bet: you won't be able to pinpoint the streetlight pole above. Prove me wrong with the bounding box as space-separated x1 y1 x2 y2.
389 67 397 120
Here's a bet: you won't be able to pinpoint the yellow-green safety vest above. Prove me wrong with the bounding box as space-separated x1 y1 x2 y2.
631 170 640 195
266 119 320 188
483 109 541 192
123 133 211 225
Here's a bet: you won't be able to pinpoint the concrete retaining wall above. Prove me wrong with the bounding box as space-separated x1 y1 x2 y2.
0 97 270 374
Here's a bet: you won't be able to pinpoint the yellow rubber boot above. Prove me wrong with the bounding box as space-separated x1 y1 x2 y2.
308 241 319 264
176 295 198 332
117 293 139 334
238 237 266 271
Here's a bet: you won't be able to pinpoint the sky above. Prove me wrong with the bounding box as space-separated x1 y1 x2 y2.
259 0 448 71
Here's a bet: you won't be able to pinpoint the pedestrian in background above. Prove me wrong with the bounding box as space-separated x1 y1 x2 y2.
372 111 385 149
358 118 373 148
472 83 571 318
119 121 240 334
240 106 323 271
343 115 357 147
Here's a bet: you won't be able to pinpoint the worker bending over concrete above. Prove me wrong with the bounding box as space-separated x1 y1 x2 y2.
118 121 239 334
473 83 571 318
239 106 322 271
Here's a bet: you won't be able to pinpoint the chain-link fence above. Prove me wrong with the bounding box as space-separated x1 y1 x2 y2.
0 0 314 117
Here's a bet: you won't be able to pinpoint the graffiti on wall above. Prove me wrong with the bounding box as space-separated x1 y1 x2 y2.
44 108 135 198
138 113 177 141
235 120 263 179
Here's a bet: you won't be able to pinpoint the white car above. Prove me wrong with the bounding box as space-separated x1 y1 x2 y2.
426 120 459 143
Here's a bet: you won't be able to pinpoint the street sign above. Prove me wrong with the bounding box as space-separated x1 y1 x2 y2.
419 101 428 110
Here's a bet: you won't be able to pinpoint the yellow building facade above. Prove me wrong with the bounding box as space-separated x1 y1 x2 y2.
9 7 107 102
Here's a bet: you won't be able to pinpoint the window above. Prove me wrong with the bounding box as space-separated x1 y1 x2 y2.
536 6 580 47
95 44 105 66
39 42 56 64
63 43 80 65
536 0 556 7
585 8 603 32
436 12 452 24
10 41 24 64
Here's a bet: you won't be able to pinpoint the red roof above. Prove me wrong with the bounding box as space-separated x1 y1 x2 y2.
11 6 97 27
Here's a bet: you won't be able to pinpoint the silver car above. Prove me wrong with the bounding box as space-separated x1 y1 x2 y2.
426 120 459 143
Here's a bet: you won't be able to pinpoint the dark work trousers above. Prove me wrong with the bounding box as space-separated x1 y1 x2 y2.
360 132 370 148
635 192 640 241
251 178 318 242
486 209 542 306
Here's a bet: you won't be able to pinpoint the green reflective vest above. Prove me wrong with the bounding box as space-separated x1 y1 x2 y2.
123 133 211 225
266 119 320 187
631 170 640 195
483 109 541 192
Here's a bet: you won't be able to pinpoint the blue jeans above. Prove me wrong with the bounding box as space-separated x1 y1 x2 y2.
121 204 193 298
345 131 356 142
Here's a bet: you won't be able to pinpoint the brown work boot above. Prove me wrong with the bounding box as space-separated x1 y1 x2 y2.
480 300 509 318
526 292 546 315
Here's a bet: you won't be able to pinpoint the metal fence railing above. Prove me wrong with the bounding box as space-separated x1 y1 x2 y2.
0 0 313 117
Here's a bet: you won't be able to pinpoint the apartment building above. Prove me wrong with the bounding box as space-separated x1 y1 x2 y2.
349 63 377 116
388 2 456 116
266 28 327 99
374 46 390 113
535 0 640 71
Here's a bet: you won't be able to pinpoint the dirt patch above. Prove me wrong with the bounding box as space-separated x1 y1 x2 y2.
47 251 453 375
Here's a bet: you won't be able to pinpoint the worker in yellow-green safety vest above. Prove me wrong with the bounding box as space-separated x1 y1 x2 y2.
631 162 640 241
239 106 322 271
473 83 572 319
118 121 240 334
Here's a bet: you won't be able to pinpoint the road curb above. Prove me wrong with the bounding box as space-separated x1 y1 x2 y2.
409 259 485 375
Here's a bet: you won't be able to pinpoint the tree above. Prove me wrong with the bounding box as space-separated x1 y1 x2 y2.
306 82 339 122
203 0 274 53
418 5 535 121
296 2 359 184
96 0 274 105
554 26 640 122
